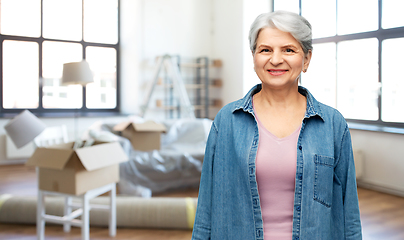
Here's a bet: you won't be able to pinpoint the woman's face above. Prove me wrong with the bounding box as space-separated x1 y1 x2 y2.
253 27 311 90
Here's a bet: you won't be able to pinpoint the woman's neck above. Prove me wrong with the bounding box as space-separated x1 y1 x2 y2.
254 83 304 110
253 83 307 139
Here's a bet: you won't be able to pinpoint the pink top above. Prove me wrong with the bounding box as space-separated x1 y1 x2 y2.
253 104 301 240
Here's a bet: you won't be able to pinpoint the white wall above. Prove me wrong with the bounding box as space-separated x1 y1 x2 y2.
351 130 404 196
142 0 213 59
120 0 143 115
211 0 244 105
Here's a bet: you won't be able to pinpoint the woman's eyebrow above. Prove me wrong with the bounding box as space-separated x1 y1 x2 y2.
282 44 299 49
257 44 271 49
257 44 299 49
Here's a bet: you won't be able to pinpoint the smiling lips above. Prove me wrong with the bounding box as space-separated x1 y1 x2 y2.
267 69 288 76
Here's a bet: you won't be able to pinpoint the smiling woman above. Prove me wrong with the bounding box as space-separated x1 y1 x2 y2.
191 11 362 240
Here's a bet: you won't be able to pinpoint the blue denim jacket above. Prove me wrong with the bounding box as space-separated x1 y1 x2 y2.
192 84 362 240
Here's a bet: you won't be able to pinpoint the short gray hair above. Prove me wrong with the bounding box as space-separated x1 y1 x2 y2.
249 10 312 54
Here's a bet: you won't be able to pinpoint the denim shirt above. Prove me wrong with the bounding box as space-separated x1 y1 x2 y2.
192 84 362 240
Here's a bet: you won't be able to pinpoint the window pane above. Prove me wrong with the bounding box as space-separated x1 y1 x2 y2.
86 47 117 109
43 0 82 41
301 43 336 108
42 41 83 108
0 0 41 37
382 0 404 29
302 0 336 38
84 0 118 44
2 40 39 108
337 0 378 35
337 38 379 120
273 0 300 14
381 38 404 123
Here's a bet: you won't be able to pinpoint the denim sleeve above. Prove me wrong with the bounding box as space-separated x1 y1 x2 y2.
191 122 218 240
336 126 363 240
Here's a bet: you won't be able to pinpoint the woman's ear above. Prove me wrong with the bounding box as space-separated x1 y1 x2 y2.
303 50 312 71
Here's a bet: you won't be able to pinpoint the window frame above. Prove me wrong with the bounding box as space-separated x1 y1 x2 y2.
273 0 404 129
0 0 121 116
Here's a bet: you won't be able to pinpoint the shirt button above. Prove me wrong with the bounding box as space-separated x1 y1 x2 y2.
254 140 257 145
298 146 302 150
296 206 301 211
298 174 303 180
294 237 299 240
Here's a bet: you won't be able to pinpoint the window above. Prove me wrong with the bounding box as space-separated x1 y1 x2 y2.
274 0 404 128
0 0 120 115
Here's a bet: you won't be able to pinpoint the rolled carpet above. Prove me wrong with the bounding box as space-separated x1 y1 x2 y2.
0 194 197 230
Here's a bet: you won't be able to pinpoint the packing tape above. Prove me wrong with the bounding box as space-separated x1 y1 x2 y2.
185 197 196 229
0 194 12 210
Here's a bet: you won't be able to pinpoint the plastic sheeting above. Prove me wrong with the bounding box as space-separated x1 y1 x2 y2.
86 118 212 197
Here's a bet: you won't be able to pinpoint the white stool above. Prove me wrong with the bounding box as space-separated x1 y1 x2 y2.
37 183 117 240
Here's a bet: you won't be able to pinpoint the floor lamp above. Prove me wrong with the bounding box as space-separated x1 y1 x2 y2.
61 60 94 145
4 110 47 149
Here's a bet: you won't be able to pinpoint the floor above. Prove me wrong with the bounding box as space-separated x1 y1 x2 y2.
1 164 404 239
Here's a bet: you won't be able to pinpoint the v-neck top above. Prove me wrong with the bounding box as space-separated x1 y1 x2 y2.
253 101 301 240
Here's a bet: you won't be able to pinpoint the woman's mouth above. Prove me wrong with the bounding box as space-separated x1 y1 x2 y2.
267 69 287 76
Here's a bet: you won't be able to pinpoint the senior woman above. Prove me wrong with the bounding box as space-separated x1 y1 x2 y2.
192 10 362 240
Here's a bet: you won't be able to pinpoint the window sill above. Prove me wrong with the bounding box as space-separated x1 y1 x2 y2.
348 122 404 135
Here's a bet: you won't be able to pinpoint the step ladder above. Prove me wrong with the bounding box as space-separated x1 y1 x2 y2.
141 55 196 119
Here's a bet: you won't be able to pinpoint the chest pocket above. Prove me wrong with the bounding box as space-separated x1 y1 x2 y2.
313 155 334 207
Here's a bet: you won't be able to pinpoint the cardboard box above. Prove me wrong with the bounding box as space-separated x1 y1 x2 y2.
26 141 128 195
113 121 167 151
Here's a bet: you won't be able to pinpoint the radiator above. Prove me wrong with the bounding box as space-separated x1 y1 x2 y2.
353 149 364 179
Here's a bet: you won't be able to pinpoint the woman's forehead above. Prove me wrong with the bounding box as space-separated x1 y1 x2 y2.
256 28 301 47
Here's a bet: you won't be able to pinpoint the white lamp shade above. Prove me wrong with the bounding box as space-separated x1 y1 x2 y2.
61 60 94 85
4 110 46 149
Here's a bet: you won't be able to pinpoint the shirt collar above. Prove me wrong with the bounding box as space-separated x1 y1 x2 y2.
232 84 324 121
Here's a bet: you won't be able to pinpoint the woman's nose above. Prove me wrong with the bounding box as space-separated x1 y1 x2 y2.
269 51 283 65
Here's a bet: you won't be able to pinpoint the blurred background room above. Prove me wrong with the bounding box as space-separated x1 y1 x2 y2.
0 0 403 239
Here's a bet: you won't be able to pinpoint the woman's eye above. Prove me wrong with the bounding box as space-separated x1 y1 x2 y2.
285 48 295 53
260 49 269 53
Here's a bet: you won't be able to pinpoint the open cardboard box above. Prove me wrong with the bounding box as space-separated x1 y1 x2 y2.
113 120 167 152
26 141 128 195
